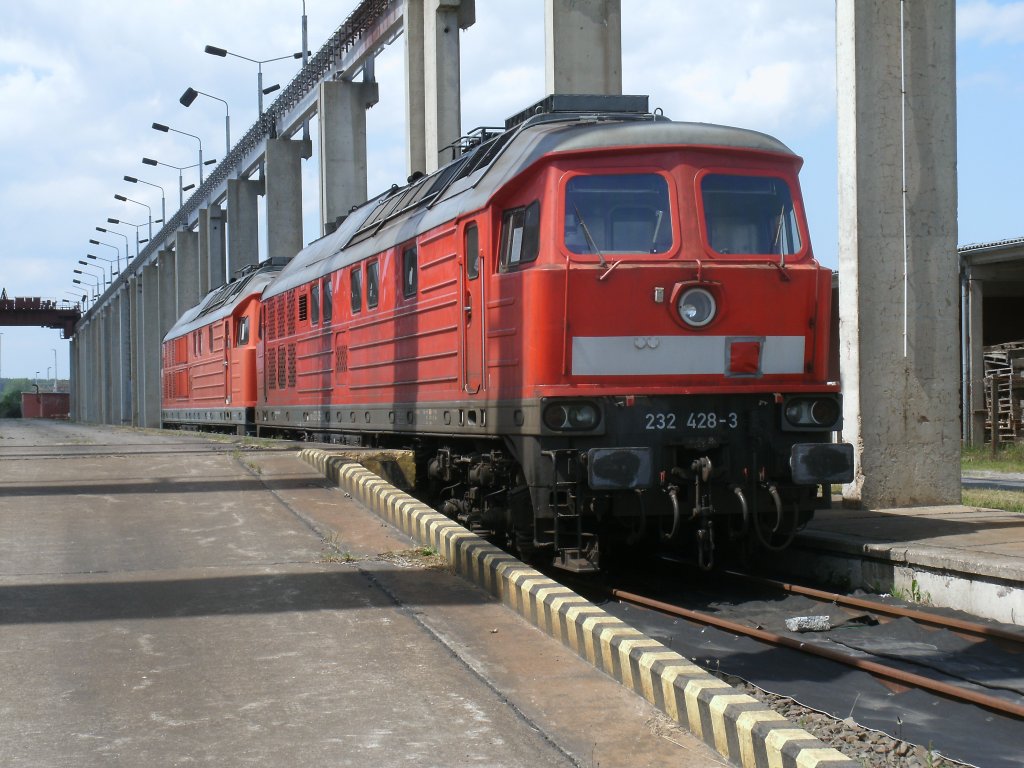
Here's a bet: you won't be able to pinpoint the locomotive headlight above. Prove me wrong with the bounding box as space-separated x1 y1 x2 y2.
677 287 716 328
810 398 840 427
542 401 601 431
568 403 599 428
782 396 842 431
785 402 805 424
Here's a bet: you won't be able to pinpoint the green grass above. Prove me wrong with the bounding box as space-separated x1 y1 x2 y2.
962 488 1024 513
961 444 1024 513
961 443 1024 473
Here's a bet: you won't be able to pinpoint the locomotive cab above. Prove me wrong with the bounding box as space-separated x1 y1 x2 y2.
471 97 854 570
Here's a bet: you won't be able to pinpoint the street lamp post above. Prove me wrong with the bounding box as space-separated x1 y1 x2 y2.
123 175 166 225
95 226 129 269
151 122 204 183
180 87 230 157
203 45 303 115
112 194 153 242
69 284 91 306
88 239 122 273
73 275 100 299
85 254 119 281
141 157 217 208
74 265 106 289
106 217 161 259
52 348 57 390
77 260 113 286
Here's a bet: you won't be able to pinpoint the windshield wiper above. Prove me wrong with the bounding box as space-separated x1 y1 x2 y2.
771 205 788 273
573 204 607 268
650 209 664 252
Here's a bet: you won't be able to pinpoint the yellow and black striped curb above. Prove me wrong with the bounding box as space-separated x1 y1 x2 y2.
301 448 856 768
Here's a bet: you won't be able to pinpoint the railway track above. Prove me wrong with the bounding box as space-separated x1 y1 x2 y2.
598 568 1024 767
612 579 1024 721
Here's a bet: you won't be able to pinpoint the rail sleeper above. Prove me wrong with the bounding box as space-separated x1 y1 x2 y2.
300 448 856 768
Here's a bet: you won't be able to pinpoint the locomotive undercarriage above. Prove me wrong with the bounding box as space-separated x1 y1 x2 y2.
421 436 825 573
414 393 845 573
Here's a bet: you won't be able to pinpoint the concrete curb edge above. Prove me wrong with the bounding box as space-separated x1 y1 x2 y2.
301 448 856 768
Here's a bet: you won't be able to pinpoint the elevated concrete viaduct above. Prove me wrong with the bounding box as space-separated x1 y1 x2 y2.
68 0 959 509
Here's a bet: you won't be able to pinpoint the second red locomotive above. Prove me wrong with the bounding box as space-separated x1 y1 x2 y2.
163 95 853 571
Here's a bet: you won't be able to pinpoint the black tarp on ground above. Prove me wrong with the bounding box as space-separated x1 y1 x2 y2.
605 599 1024 768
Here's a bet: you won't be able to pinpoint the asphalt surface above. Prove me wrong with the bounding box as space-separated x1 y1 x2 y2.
962 470 1024 492
0 419 719 767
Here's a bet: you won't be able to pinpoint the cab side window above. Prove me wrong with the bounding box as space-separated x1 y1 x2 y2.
499 200 540 270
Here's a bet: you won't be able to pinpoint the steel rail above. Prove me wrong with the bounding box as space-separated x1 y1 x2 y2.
724 570 1024 645
612 587 1024 721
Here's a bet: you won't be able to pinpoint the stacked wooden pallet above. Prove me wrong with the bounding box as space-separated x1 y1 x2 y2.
983 342 1024 444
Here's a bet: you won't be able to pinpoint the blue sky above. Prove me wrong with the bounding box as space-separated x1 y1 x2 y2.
0 0 1022 380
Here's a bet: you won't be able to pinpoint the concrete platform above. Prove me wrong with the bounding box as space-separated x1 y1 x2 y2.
0 419 721 767
786 488 1024 626
300 449 857 768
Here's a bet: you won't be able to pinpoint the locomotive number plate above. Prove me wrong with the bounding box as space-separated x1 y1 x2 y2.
644 411 739 430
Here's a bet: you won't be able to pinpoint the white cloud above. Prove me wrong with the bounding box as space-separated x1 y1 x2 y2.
958 1 1024 44
621 1 835 134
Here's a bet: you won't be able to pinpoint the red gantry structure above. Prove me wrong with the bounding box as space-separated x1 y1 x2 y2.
0 291 81 339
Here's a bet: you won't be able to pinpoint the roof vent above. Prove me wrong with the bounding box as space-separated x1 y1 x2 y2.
504 94 650 129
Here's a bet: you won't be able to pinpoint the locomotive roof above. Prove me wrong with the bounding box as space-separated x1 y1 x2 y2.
163 258 289 342
263 112 798 298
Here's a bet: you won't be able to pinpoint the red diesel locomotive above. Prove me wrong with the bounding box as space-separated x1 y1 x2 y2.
162 95 853 571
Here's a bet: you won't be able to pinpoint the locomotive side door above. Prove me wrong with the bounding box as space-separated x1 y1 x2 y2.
461 221 485 394
223 320 232 404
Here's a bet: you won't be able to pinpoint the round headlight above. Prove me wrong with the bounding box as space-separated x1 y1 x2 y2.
810 398 840 427
785 402 804 425
543 404 568 430
677 288 716 328
568 404 598 428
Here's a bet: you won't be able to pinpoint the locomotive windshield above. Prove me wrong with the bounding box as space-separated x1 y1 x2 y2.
701 174 803 256
564 173 673 255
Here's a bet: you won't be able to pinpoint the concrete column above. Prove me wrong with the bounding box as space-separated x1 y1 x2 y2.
81 321 92 423
175 231 202 316
422 0 475 172
318 80 380 235
141 263 161 428
129 275 140 426
159 249 178 338
198 207 227 292
118 290 131 424
100 306 112 424
837 0 959 507
90 319 101 423
69 336 78 421
266 137 312 260
544 0 622 95
78 322 89 422
197 209 211 294
110 294 123 428
79 331 88 421
71 329 82 421
227 178 263 278
404 0 427 177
